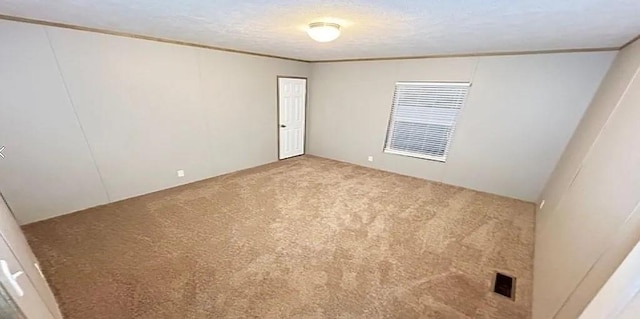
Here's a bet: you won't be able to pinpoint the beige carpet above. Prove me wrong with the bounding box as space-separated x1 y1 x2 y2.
23 155 535 318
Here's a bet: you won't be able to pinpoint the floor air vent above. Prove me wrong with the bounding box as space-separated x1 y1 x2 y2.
493 272 515 300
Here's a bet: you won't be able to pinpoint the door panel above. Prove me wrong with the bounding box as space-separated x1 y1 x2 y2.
0 236 54 319
0 281 27 319
0 196 62 318
278 78 306 159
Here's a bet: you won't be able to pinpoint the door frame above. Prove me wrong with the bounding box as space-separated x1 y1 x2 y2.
276 76 308 160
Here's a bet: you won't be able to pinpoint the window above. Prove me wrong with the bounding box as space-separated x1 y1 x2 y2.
384 82 470 162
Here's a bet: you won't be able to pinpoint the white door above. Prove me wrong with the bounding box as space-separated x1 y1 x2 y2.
618 291 640 319
0 195 62 319
278 77 307 159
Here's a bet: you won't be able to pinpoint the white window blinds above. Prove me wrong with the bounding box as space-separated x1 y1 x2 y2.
384 82 470 162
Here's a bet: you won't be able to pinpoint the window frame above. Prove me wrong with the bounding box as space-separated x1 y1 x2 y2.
383 81 471 163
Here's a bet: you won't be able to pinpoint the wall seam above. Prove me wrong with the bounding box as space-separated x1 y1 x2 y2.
552 62 640 318
547 55 639 214
43 26 112 203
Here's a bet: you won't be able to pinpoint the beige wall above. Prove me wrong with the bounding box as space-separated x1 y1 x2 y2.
533 39 640 319
0 20 309 224
307 53 615 201
0 21 109 224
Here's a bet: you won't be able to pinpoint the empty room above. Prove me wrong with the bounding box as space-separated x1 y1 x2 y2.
0 1 639 318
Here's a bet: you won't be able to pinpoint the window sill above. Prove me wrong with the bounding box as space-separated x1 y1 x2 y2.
383 149 447 163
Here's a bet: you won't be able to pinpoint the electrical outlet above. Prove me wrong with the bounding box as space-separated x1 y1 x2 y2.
177 170 185 177
539 200 545 210
367 156 374 162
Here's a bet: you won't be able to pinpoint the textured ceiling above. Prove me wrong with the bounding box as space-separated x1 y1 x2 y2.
0 0 639 61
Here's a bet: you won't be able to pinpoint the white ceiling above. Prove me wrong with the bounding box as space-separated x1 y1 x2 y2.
1 0 639 61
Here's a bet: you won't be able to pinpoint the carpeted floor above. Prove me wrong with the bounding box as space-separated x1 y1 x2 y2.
23 155 535 318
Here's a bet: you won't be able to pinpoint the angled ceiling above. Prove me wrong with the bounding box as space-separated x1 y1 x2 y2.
0 0 639 61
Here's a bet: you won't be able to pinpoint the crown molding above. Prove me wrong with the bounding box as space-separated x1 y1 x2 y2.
620 34 640 50
311 47 619 63
0 13 626 64
0 14 310 63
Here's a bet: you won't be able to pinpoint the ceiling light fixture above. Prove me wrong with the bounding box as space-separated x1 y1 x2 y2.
307 22 341 43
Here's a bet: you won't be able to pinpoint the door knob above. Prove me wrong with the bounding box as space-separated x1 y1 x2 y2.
1 259 24 297
280 124 286 128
